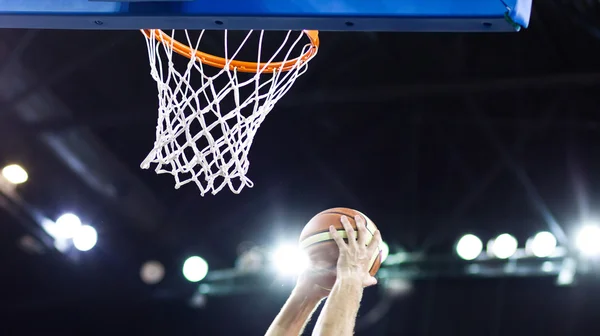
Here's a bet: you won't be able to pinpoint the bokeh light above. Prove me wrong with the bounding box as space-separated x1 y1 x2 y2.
183 256 209 282
456 234 483 261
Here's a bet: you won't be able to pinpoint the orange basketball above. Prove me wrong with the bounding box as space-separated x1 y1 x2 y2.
299 207 382 290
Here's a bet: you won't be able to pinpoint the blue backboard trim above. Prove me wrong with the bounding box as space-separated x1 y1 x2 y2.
508 0 533 28
0 0 532 32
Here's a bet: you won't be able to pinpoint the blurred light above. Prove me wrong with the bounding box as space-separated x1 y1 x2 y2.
557 269 575 286
272 244 309 276
183 256 209 282
575 224 600 257
504 261 517 273
72 225 97 251
488 234 518 259
541 261 554 273
140 260 165 285
556 257 577 286
455 234 483 261
383 278 412 296
467 264 481 274
384 251 409 265
189 292 207 309
528 231 557 258
380 241 390 264
2 164 28 185
235 247 264 274
54 238 70 253
18 235 45 255
52 213 82 239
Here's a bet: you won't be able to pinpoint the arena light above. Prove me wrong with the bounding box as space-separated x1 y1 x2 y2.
527 231 557 258
72 225 98 252
575 224 600 257
50 213 82 239
272 244 309 276
455 234 483 261
1 164 28 185
488 234 518 259
183 256 209 282
380 241 390 264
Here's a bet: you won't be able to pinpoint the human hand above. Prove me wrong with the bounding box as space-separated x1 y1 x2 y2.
329 215 382 288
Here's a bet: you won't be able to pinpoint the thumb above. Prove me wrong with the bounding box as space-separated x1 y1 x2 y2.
365 276 378 287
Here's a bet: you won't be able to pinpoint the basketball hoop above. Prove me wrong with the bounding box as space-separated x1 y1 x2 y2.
139 29 319 196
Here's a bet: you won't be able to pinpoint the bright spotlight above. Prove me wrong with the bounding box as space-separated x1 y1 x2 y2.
72 225 98 252
575 224 600 257
272 244 309 276
489 234 518 259
380 241 390 263
528 231 557 258
2 164 28 185
455 234 483 261
183 256 209 282
53 213 82 239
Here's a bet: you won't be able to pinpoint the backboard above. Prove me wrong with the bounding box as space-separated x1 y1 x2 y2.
0 0 531 32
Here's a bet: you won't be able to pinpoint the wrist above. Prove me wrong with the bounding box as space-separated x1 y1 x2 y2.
336 269 363 283
291 285 325 304
334 274 364 292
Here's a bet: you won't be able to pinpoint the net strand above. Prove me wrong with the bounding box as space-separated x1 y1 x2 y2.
141 30 315 196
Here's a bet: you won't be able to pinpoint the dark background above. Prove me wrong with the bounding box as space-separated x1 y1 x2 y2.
2 1 600 335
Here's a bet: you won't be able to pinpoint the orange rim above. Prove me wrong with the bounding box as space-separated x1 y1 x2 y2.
141 29 319 74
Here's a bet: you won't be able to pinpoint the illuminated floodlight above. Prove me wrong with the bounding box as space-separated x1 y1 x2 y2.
380 241 390 264
455 234 483 261
272 244 309 276
575 224 600 257
52 213 82 239
527 231 557 258
183 256 209 282
72 225 98 252
1 164 28 185
488 234 518 259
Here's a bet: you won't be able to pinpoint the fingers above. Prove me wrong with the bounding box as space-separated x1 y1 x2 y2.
329 225 347 251
340 215 358 248
355 215 368 247
367 229 382 254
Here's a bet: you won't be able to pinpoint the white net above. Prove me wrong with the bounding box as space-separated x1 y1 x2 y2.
141 30 317 196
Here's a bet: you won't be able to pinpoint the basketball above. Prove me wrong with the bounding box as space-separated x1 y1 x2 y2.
299 207 382 290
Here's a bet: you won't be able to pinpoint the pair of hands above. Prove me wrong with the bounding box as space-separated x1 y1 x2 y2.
295 215 382 299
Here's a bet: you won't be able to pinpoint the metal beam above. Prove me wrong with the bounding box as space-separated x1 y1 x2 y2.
466 97 569 246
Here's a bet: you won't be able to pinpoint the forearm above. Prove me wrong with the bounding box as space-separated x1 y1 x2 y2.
265 288 323 336
312 277 363 336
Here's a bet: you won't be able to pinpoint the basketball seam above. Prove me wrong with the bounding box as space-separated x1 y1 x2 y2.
300 235 349 248
299 212 376 249
299 230 352 249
